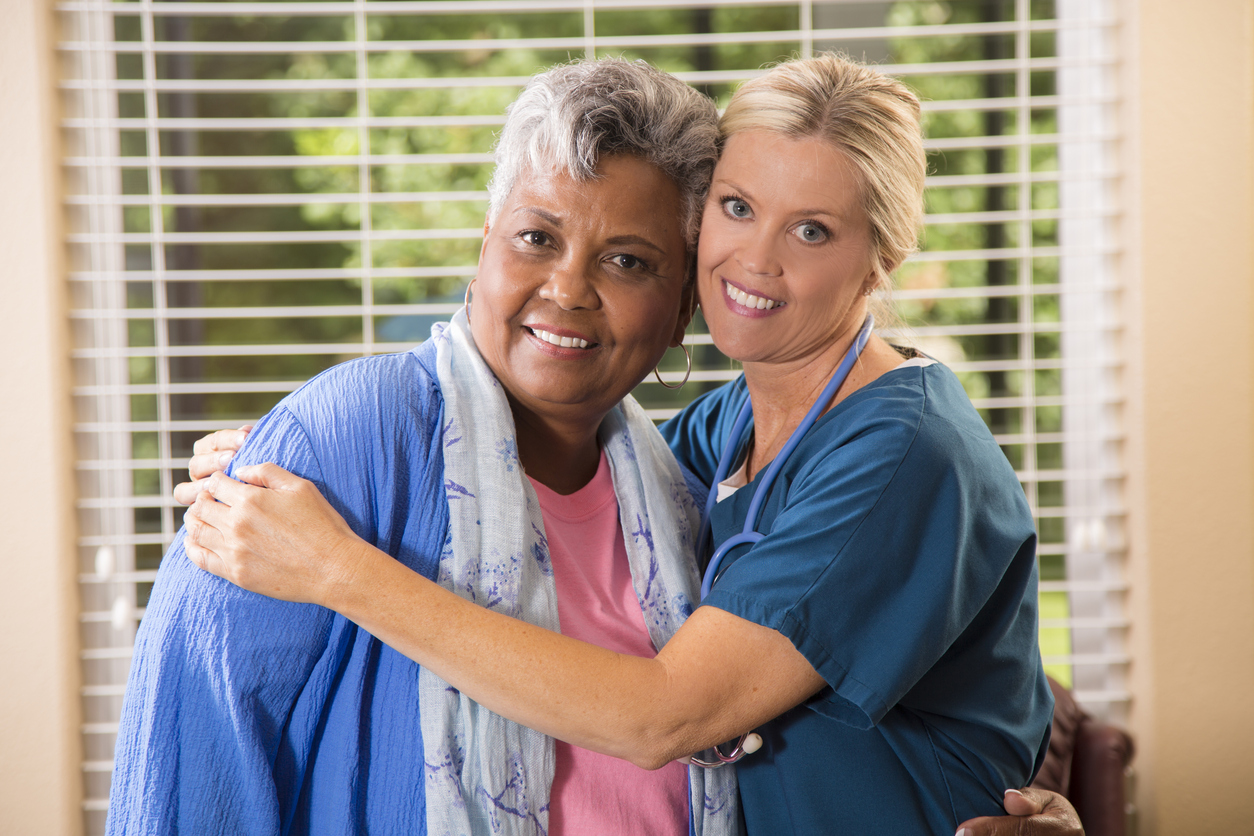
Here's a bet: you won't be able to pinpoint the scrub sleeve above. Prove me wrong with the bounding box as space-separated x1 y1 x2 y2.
661 365 1053 834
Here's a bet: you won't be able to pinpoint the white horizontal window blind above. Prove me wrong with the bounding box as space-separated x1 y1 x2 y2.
60 0 1124 828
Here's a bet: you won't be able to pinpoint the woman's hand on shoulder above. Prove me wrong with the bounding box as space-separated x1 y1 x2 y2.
173 425 253 505
956 788 1083 836
183 462 372 607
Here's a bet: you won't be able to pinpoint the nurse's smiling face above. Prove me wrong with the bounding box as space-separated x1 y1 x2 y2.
471 154 691 430
697 130 877 369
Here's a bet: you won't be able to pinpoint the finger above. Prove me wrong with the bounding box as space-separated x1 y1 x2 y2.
1001 788 1042 817
191 431 220 457
192 428 251 457
234 461 303 491
187 500 228 551
173 477 208 506
184 535 227 580
954 816 1004 836
188 450 236 481
203 471 253 507
185 537 205 568
954 815 1047 836
955 790 1077 836
189 492 232 532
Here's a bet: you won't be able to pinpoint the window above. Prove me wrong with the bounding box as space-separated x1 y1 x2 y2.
59 0 1124 828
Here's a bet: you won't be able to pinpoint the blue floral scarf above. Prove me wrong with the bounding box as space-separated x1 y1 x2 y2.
420 311 739 836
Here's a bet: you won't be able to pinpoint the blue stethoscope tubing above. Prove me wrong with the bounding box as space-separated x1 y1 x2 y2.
697 314 875 600
684 314 874 782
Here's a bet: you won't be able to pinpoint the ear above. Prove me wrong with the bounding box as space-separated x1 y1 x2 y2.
672 280 697 347
870 253 893 285
479 217 491 262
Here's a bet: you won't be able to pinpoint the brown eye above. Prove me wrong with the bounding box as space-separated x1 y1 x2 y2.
610 254 647 270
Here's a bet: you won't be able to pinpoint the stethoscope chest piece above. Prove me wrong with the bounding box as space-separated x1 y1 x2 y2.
688 731 763 768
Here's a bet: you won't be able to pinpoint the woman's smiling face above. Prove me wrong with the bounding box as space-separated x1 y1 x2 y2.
471 154 690 429
697 130 877 369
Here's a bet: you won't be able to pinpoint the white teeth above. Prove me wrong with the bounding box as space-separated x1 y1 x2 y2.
725 281 779 311
531 328 589 349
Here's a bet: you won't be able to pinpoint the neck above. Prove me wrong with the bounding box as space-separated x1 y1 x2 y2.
740 331 901 479
507 397 604 495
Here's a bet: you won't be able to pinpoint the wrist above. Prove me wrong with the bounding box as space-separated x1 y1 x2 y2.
318 535 379 614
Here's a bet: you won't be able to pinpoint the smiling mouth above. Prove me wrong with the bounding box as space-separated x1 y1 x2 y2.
527 327 594 349
724 280 783 311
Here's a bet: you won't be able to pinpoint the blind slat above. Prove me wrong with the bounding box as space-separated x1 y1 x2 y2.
60 55 1113 94
58 0 1111 18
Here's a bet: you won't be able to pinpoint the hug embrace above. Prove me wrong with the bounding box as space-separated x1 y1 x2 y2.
108 55 1077 836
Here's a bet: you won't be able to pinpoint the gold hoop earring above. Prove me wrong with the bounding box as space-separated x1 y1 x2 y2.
464 279 475 321
653 342 692 390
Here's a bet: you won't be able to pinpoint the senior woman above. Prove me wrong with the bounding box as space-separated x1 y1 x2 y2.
108 59 739 836
182 58 1081 835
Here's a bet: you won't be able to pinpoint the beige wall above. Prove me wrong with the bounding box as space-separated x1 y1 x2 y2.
1124 0 1254 834
0 0 83 833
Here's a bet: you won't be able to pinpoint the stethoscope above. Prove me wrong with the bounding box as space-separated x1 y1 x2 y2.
687 314 874 769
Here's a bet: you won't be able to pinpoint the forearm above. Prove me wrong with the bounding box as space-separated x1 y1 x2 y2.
188 463 825 767
327 540 806 768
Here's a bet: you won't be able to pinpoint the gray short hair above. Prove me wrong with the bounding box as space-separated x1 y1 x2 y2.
487 58 720 249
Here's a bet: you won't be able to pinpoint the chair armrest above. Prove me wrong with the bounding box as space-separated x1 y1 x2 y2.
1070 721 1135 836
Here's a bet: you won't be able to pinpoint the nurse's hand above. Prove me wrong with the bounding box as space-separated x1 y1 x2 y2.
183 463 369 606
955 788 1083 835
173 425 253 506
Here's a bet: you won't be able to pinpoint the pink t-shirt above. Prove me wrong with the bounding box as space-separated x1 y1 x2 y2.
529 452 689 836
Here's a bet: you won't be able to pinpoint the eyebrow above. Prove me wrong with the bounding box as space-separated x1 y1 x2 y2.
515 206 563 227
713 178 843 222
514 207 670 256
605 234 668 256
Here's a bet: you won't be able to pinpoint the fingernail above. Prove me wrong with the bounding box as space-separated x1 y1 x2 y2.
219 451 234 466
955 829 971 836
1004 788 1024 800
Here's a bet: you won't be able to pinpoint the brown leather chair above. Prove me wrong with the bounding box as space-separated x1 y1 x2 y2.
1031 677 1135 836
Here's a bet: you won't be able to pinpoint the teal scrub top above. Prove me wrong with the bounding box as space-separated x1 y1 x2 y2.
661 361 1053 835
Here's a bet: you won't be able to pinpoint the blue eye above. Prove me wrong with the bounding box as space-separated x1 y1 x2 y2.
722 198 751 219
794 222 829 243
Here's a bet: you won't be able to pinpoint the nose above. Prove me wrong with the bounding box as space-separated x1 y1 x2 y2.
539 254 601 310
734 232 782 277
